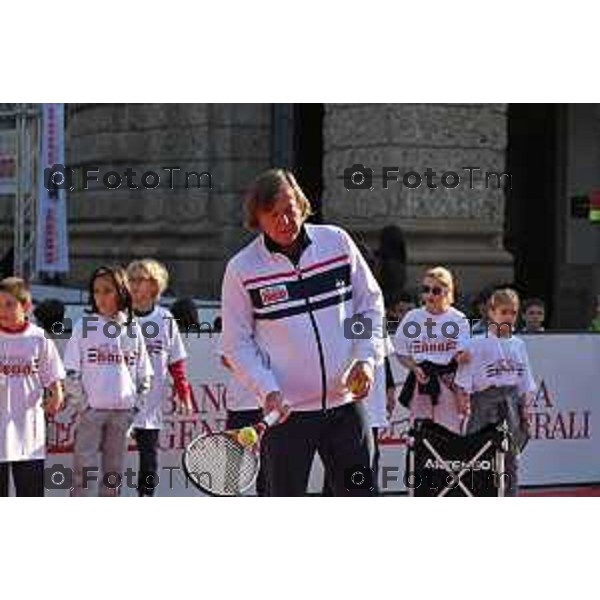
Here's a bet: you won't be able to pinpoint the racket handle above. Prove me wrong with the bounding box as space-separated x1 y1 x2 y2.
262 403 290 428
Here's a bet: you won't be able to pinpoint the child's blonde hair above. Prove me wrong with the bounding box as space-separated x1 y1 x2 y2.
424 266 455 303
486 288 519 336
0 277 32 307
126 259 169 297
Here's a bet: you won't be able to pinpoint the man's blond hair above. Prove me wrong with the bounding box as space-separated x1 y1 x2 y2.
244 168 313 231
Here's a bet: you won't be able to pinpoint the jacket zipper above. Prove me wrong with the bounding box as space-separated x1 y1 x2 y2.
295 265 328 411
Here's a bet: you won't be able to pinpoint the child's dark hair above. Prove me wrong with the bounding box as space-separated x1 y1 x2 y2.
87 265 133 322
34 299 65 332
385 290 416 308
523 297 545 312
170 297 200 333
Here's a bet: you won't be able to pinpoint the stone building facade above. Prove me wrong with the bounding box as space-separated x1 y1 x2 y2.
64 104 272 298
323 104 513 297
64 104 512 298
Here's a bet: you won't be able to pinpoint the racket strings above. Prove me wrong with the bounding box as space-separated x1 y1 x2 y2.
184 434 258 496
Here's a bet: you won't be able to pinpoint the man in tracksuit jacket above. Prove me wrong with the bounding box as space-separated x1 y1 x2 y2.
221 168 385 496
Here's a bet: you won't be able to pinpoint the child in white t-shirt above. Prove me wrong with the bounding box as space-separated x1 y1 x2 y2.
393 267 471 434
127 259 192 496
455 288 536 496
63 266 153 496
0 277 65 496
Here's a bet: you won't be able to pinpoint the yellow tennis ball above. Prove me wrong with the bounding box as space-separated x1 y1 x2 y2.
237 426 258 447
348 378 362 396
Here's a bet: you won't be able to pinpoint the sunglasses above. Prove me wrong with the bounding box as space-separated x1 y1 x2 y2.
421 285 446 296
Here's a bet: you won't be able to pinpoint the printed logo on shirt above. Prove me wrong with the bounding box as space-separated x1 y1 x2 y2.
485 359 525 378
0 356 40 377
410 339 458 354
87 344 137 366
259 284 289 306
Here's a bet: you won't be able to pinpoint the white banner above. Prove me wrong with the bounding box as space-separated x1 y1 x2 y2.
377 333 599 491
36 103 69 273
519 334 596 485
45 333 599 496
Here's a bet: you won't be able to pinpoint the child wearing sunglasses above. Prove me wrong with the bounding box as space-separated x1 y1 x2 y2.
393 266 471 434
454 288 535 496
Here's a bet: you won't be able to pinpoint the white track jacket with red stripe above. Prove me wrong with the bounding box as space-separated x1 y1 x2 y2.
221 224 385 412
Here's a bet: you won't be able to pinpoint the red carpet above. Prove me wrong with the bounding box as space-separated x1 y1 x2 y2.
520 485 600 497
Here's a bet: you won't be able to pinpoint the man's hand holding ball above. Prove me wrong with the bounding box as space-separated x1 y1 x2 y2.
346 360 374 400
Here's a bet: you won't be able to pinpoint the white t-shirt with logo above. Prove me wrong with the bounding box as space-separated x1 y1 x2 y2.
454 334 537 395
132 306 187 429
393 307 470 365
63 313 154 410
0 323 66 462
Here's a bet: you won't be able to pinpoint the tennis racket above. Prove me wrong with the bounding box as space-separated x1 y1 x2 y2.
182 408 284 496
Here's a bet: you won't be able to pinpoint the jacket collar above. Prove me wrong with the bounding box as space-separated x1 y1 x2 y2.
261 225 312 263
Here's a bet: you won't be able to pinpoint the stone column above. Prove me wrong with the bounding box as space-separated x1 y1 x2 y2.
323 103 514 296
66 103 272 297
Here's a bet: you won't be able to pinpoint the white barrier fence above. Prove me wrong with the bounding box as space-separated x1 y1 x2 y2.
45 333 598 495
